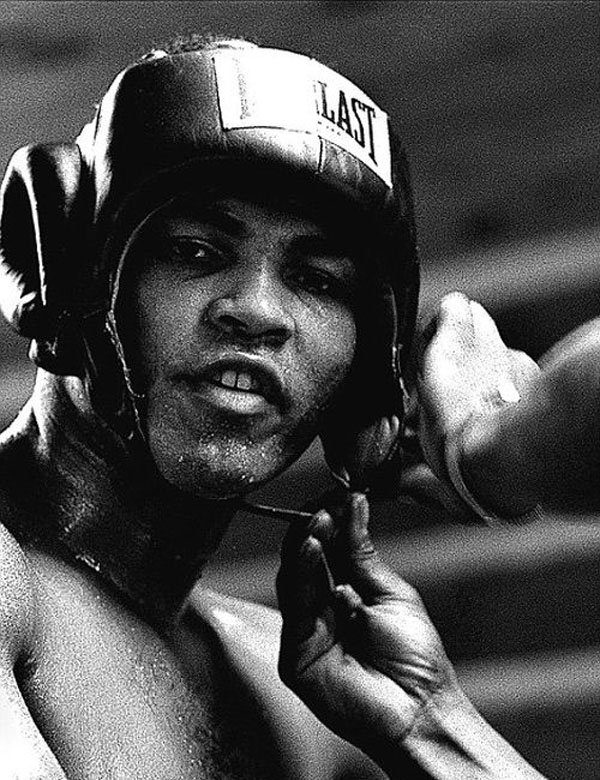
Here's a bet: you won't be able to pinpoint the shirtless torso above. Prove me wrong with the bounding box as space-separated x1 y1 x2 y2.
0 513 385 780
0 174 387 778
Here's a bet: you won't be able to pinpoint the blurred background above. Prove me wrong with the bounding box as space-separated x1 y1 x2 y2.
0 1 598 776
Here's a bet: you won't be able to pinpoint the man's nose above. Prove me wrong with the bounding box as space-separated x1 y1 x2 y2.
205 271 294 345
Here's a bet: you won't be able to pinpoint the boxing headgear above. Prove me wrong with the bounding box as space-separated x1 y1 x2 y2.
0 41 419 495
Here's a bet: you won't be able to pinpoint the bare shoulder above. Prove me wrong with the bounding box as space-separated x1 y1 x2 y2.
0 518 36 663
186 586 387 780
188 585 283 665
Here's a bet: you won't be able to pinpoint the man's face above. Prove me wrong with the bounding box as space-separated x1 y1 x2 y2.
118 191 359 498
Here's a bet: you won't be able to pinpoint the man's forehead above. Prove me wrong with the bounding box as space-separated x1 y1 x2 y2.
152 190 353 239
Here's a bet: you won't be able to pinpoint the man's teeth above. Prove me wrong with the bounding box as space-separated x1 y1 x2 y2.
220 370 238 389
217 370 256 392
236 373 253 391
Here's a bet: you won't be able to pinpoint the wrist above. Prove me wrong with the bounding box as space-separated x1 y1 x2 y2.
397 687 545 779
445 415 543 525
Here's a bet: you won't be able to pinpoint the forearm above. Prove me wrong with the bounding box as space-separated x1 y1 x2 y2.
457 368 600 515
377 688 546 780
452 318 600 516
457 398 548 518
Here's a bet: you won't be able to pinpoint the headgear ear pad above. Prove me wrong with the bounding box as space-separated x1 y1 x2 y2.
0 143 139 430
0 143 85 370
0 44 420 493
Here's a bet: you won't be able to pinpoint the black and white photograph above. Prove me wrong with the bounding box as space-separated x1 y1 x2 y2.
0 1 598 777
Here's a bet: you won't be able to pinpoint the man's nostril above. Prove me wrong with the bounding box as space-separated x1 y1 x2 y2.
206 294 293 342
217 313 247 332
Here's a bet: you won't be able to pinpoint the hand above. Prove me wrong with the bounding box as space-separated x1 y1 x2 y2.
277 492 459 768
419 293 600 513
416 292 539 482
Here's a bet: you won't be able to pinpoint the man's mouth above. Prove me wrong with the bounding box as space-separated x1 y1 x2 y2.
213 368 260 393
174 357 288 416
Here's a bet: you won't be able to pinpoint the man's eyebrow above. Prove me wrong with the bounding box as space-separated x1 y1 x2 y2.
289 234 358 271
171 201 247 236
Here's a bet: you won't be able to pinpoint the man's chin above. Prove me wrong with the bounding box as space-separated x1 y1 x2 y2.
143 413 317 500
163 467 273 502
148 442 284 501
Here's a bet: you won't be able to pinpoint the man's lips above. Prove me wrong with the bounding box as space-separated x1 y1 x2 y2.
173 356 289 412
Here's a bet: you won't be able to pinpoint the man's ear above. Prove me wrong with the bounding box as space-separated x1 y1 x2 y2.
0 143 87 374
321 413 404 497
320 279 407 497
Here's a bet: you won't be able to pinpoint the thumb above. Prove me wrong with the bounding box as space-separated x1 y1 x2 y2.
277 532 336 681
341 493 411 604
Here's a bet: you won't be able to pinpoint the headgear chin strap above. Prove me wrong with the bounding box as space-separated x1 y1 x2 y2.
0 42 419 494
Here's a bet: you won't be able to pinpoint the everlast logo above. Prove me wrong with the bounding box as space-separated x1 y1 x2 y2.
214 48 392 186
314 80 378 164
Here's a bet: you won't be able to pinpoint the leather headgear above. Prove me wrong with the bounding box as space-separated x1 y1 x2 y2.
0 41 419 495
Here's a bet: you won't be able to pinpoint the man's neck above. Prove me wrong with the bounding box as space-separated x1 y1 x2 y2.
0 371 235 632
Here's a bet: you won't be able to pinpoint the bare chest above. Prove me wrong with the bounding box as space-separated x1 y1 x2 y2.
20 559 291 780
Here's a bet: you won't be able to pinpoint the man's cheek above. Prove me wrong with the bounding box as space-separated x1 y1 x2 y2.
299 350 354 416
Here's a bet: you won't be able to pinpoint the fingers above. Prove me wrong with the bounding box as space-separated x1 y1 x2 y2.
334 493 418 605
415 292 472 368
419 292 500 356
417 292 536 414
421 293 535 383
463 303 540 403
277 525 336 682
345 492 374 560
417 294 478 405
438 294 500 347
333 582 364 616
279 496 387 608
468 299 501 343
279 494 421 634
400 462 473 519
278 513 334 635
437 291 473 331
508 348 540 395
433 294 505 364
469 301 523 383
297 494 373 584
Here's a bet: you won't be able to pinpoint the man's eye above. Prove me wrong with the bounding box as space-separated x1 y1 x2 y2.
155 238 229 274
168 238 216 264
291 267 349 299
296 271 330 292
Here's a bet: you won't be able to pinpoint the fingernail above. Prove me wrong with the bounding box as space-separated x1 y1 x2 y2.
497 380 520 404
